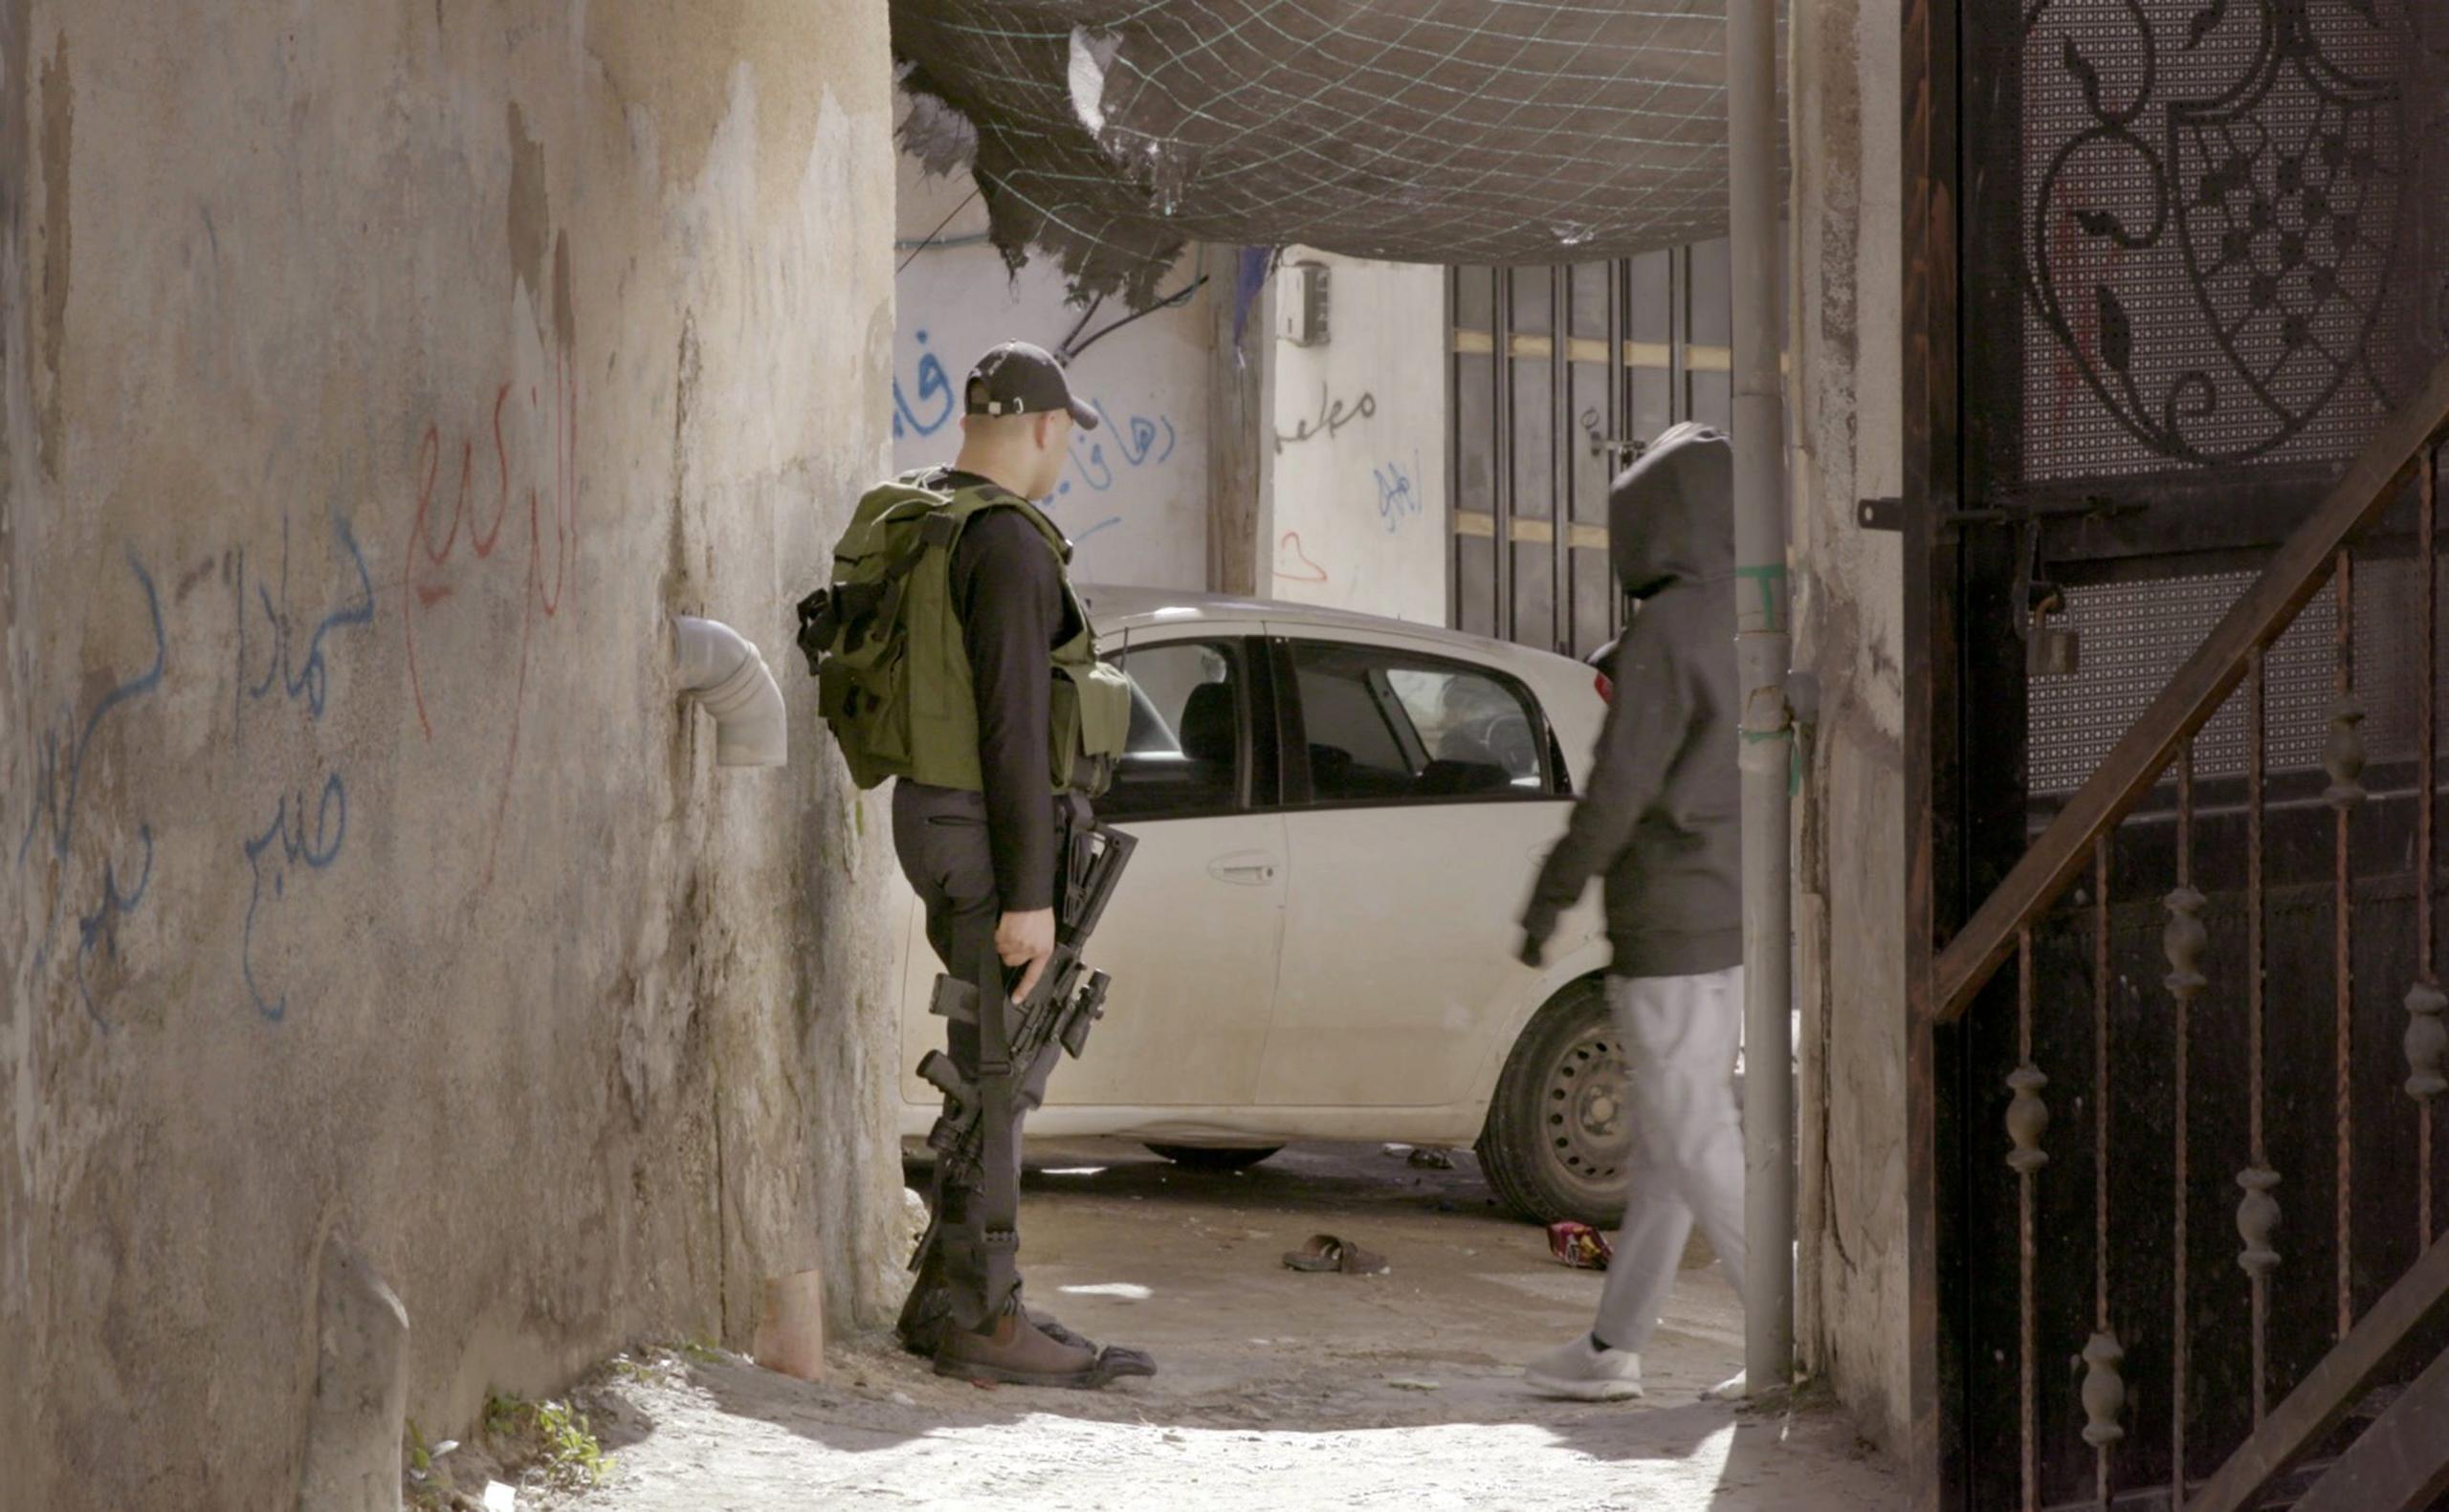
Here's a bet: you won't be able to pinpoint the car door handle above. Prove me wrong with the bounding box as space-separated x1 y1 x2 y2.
1208 852 1280 886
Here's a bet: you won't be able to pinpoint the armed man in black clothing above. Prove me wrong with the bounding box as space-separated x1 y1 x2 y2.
822 340 1151 1389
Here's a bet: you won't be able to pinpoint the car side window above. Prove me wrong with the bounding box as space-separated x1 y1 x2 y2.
1098 640 1245 822
1288 640 1555 804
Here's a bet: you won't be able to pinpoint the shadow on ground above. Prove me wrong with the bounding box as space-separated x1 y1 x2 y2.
559 1141 1895 1511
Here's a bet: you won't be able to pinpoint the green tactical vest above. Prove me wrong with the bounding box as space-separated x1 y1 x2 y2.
800 470 1132 796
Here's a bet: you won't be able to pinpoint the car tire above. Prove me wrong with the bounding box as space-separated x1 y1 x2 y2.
1477 978 1631 1228
1143 1143 1283 1172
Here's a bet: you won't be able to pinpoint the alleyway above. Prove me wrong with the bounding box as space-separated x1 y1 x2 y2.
553 1142 1898 1511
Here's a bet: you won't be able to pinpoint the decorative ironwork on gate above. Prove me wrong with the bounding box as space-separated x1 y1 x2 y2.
1998 0 2447 486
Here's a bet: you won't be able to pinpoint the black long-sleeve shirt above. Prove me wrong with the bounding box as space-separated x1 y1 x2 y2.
942 471 1076 912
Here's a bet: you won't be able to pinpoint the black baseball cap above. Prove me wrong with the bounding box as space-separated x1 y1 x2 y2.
964 340 1099 430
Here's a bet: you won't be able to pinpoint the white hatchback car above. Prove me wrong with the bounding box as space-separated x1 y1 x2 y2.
892 587 1630 1225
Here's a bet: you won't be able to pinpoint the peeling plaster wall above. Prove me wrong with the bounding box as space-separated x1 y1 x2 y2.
1265 250 1448 625
891 136 1209 590
1790 0 1909 1456
0 3 901 1505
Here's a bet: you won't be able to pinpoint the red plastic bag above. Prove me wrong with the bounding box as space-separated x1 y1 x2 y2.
1546 1220 1612 1271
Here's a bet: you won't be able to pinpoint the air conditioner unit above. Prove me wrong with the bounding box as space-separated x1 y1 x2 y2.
1276 262 1331 347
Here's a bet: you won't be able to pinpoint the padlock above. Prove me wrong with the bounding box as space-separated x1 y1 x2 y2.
2030 623 2080 677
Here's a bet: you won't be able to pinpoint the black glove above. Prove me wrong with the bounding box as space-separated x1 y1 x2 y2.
1517 906 1558 970
794 587 833 676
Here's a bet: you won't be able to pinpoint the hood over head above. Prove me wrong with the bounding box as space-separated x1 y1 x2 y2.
1607 421 1733 598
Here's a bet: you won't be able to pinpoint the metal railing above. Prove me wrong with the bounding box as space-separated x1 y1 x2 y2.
1932 354 2449 1511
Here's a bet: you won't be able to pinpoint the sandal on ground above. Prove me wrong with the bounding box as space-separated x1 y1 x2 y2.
1281 1233 1391 1275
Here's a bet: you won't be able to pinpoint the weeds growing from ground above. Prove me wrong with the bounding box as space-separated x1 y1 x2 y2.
483 1392 612 1490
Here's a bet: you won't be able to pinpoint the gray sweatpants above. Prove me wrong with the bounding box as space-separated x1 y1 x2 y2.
1593 966 1748 1353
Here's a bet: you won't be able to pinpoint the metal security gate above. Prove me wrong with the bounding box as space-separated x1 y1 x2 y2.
1446 246 1736 660
1908 1 2449 1508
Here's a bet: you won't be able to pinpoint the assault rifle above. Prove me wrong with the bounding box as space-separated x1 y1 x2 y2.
908 807 1136 1327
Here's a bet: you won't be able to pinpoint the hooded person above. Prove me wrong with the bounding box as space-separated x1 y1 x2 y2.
1515 421 1748 1403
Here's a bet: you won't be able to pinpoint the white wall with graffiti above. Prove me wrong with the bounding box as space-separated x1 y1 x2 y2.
1265 251 1449 625
893 148 1208 590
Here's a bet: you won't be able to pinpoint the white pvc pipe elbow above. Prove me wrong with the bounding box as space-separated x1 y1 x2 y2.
672 614 787 768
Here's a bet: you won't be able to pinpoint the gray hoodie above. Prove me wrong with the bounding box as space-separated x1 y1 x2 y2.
1523 423 1741 978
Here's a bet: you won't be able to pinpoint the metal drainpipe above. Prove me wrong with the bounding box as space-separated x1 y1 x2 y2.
1728 0 1795 1393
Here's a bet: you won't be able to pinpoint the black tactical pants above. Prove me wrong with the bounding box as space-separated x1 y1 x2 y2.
891 780 1069 1326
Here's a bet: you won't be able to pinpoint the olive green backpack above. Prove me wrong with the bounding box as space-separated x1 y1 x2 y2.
795 471 1130 796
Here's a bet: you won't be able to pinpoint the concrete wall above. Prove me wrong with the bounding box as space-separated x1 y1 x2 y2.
0 3 904 1505
1788 0 1910 1456
1265 251 1449 625
893 139 1208 589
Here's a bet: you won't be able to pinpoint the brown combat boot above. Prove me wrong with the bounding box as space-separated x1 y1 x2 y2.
933 1301 1156 1389
901 1267 1108 1361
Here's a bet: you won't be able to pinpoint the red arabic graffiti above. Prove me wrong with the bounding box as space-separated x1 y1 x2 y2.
1273 530 1329 585
402 351 578 884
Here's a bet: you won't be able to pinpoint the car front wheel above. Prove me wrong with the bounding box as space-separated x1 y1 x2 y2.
1477 978 1630 1227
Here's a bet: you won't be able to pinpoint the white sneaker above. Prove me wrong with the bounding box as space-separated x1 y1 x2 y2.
1702 1369 1748 1401
1523 1335 1644 1401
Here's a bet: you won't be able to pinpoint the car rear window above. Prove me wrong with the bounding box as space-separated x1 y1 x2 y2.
1286 640 1555 804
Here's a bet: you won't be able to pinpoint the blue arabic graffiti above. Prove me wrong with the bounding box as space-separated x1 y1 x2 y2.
15 550 167 1029
232 511 375 1024
236 511 375 741
69 826 153 1026
1375 451 1424 534
1070 439 1115 493
1056 403 1178 499
1107 404 1178 467
16 554 167 870
239 774 346 1023
891 329 956 441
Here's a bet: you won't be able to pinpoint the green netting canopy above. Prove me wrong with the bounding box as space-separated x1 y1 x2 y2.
893 1 1780 306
